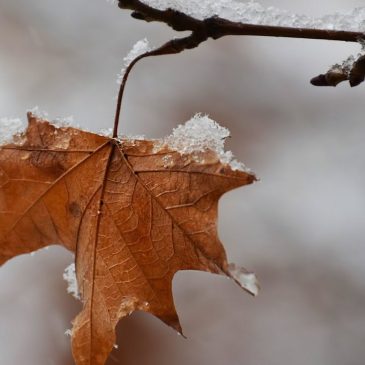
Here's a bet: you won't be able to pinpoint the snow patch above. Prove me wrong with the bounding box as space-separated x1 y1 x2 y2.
27 105 80 128
119 134 146 141
105 130 146 140
228 263 259 296
27 106 49 120
63 263 80 300
0 117 26 145
1 107 144 145
99 127 114 137
329 47 365 76
163 114 252 172
28 107 81 130
117 38 152 84
27 108 121 137
52 115 79 129
140 0 365 32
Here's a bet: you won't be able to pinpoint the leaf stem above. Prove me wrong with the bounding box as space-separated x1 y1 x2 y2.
113 54 147 138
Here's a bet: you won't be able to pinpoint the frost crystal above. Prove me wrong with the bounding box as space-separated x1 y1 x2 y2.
119 134 146 141
27 106 49 120
99 127 114 137
227 263 259 296
64 329 73 337
329 47 365 77
141 0 365 31
329 55 356 76
165 114 230 154
30 109 91 134
63 263 80 300
0 117 26 145
52 115 79 129
117 39 152 84
28 107 83 130
163 114 251 172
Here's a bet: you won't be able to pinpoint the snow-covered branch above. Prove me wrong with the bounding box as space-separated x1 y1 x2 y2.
118 0 364 42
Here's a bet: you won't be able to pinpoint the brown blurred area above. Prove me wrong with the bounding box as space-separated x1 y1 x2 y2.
1 1 365 364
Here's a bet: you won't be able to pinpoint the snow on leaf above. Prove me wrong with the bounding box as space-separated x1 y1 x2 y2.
0 117 26 145
63 262 80 300
159 113 253 173
26 106 49 120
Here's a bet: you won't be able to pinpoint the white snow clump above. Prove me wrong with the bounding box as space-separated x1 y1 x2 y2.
27 105 49 120
117 38 152 84
329 46 365 76
52 115 79 129
163 114 251 172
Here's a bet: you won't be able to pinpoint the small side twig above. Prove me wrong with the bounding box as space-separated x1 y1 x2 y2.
311 54 365 87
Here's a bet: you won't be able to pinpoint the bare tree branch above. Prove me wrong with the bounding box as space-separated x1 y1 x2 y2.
116 0 365 94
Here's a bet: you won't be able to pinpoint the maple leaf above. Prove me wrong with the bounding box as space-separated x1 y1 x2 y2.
0 113 257 365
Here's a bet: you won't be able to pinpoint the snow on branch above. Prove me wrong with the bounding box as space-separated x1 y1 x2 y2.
118 0 365 42
117 38 152 84
126 0 365 32
116 1 365 87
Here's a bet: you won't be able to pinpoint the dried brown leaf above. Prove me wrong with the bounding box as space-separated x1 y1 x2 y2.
0 113 257 365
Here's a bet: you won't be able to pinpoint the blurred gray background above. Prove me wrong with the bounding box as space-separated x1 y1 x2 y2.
1 1 365 364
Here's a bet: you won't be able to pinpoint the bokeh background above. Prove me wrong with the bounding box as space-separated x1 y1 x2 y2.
1 1 365 364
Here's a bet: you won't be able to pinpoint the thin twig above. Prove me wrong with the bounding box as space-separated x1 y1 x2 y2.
113 33 207 137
